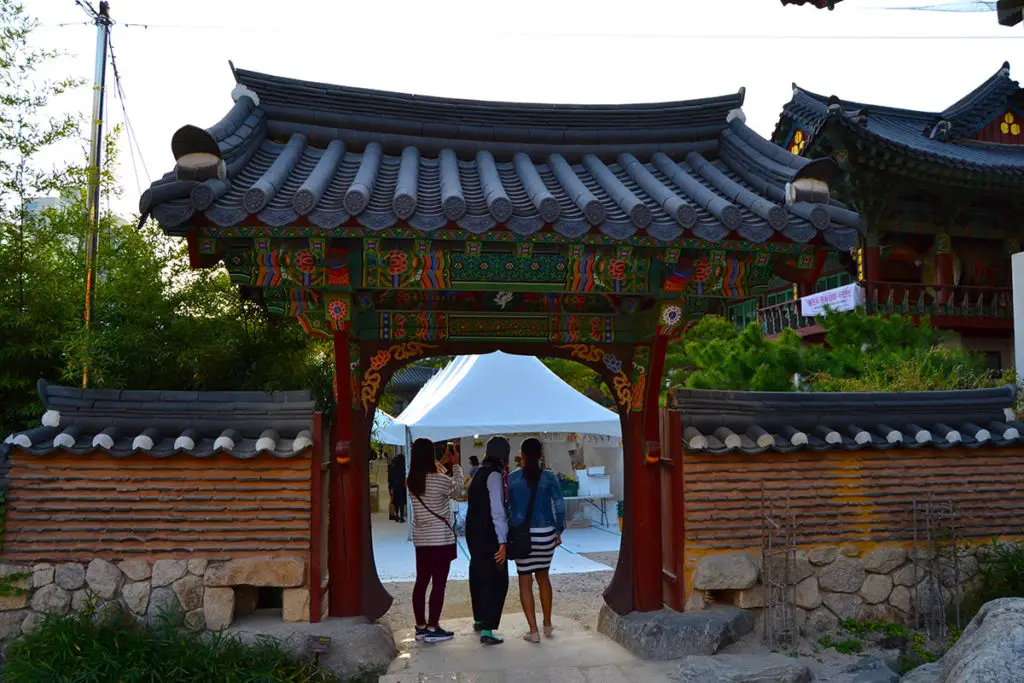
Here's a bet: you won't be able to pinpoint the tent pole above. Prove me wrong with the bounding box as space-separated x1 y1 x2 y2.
405 426 413 542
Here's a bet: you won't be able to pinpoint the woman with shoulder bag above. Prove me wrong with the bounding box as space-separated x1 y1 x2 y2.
507 437 565 643
408 439 463 643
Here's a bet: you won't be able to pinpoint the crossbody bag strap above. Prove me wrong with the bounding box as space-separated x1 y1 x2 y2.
413 493 456 535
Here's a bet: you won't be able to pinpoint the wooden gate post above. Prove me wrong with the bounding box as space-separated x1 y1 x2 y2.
329 331 361 617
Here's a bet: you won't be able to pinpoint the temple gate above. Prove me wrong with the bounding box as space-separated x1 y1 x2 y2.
140 65 856 619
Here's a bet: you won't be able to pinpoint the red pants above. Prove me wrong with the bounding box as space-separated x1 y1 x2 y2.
412 544 456 626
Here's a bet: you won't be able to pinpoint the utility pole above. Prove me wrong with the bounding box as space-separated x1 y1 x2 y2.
82 1 111 388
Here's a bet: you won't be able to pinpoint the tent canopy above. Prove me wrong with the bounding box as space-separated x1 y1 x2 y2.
373 409 405 445
381 352 622 443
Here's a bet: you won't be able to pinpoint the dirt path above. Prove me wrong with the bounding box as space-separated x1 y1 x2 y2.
380 552 616 634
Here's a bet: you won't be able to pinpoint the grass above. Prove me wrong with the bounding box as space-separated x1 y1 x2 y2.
3 606 340 682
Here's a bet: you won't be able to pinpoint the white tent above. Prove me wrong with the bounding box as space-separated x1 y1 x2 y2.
372 410 405 445
381 351 621 443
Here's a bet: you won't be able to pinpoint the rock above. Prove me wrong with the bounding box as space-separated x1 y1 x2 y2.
910 547 935 563
151 560 188 588
185 608 205 631
732 585 764 609
71 588 92 612
841 544 861 558
691 553 759 591
54 563 86 591
916 578 951 613
795 576 821 610
899 662 940 683
146 586 180 624
21 612 45 635
172 575 204 612
32 563 54 588
808 546 839 566
187 559 208 576
118 560 151 582
675 654 811 683
823 592 863 620
808 606 839 632
204 587 235 631
685 590 707 612
0 590 29 611
282 587 309 622
0 567 30 610
862 547 908 574
888 585 912 614
860 574 893 604
763 552 814 585
597 604 754 659
31 583 71 615
819 557 866 593
85 559 123 600
306 618 396 681
939 554 979 587
937 597 1024 683
204 557 305 588
122 581 151 615
234 585 259 617
856 603 902 623
893 563 924 587
843 656 899 683
0 610 27 640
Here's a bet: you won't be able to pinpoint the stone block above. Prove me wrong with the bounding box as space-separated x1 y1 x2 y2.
204 557 305 588
675 654 811 683
21 611 45 635
54 563 86 591
899 662 940 683
31 583 71 615
862 547 908 574
685 590 706 612
71 588 92 612
86 559 123 600
889 585 912 614
32 563 54 588
856 603 903 624
185 608 205 631
808 607 838 632
692 553 758 591
763 552 814 585
808 546 838 566
312 618 397 681
172 575 204 612
118 560 151 582
204 586 235 631
938 597 1024 683
122 581 151 615
818 557 866 593
282 587 310 622
843 655 899 683
147 586 181 624
152 560 188 588
0 610 27 641
823 592 863 621
794 576 821 610
939 554 979 587
893 562 924 587
732 585 764 609
860 574 893 604
0 591 29 611
597 604 754 660
841 544 861 558
188 559 208 576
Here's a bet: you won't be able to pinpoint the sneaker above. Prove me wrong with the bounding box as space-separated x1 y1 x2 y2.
415 626 428 641
424 626 454 643
480 633 504 646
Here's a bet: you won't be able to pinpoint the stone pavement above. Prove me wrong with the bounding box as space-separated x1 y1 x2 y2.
380 614 678 683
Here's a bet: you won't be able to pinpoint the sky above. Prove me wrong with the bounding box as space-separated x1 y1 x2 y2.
25 0 1023 218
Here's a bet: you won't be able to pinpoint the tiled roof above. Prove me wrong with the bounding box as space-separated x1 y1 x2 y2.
139 66 861 250
779 63 1024 178
780 0 842 8
670 385 1022 454
387 365 439 392
3 380 315 459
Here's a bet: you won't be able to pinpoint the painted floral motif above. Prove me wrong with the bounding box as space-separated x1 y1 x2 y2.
603 354 623 374
293 250 316 274
369 350 391 371
326 299 349 322
388 250 409 275
661 305 682 327
694 257 712 282
608 259 627 281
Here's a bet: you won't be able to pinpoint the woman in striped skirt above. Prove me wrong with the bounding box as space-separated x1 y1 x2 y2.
507 437 565 643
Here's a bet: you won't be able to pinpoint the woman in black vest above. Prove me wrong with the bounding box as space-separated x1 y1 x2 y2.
465 436 510 645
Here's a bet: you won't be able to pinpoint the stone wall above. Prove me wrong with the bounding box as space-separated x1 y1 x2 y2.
687 543 978 633
0 555 308 646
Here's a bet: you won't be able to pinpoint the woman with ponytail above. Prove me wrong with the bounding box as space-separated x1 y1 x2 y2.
507 437 565 643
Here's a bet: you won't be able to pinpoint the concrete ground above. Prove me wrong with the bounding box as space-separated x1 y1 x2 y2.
380 615 678 683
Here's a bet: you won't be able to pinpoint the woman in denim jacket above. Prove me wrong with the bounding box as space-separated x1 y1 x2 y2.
507 438 565 643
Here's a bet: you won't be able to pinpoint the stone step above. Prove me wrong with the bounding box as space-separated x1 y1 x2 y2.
378 662 677 683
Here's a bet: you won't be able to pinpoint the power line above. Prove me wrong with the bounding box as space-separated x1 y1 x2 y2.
107 30 150 194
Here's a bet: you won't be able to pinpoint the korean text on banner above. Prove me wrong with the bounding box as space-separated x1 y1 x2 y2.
800 283 865 317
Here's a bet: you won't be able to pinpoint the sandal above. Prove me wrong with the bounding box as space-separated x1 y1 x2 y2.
523 631 541 644
543 625 555 638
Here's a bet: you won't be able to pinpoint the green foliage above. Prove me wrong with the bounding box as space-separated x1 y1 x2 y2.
0 571 29 597
664 311 1005 395
817 634 862 654
837 617 957 674
3 608 339 682
961 537 1024 622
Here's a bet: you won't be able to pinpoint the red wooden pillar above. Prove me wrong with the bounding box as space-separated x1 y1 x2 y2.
863 233 881 304
329 331 361 617
309 412 323 623
935 233 954 306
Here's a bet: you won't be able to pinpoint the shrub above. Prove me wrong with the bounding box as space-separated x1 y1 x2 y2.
961 536 1024 623
3 607 338 682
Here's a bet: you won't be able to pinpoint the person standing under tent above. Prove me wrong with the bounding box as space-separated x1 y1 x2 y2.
467 456 480 479
389 454 407 524
466 436 510 646
408 439 463 643
508 437 565 644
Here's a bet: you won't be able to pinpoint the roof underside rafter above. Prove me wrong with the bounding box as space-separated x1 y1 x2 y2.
140 67 861 251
